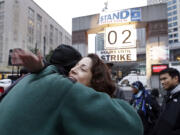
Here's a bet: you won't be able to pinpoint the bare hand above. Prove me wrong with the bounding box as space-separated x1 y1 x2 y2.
11 49 44 72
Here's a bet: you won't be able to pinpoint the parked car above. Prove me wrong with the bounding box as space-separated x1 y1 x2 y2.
0 79 12 96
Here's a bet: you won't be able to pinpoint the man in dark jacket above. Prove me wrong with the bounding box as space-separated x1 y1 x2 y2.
152 68 180 135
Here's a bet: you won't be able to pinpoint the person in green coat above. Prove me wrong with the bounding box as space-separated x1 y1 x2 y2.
0 47 143 135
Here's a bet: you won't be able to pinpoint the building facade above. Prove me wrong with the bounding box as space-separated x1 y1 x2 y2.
72 4 168 88
147 0 180 63
72 4 168 62
147 0 168 5
167 0 180 44
0 0 71 71
167 0 180 61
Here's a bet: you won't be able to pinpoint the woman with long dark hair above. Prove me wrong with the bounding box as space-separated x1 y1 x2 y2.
69 53 115 96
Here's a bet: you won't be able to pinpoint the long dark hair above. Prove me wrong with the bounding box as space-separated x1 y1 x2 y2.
87 54 115 96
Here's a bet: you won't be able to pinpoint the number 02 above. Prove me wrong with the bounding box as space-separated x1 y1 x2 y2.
122 30 131 44
107 30 132 45
108 31 117 45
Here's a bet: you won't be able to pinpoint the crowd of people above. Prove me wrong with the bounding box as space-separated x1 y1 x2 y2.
0 44 179 135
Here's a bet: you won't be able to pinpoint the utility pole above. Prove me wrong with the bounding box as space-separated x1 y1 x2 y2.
35 42 37 54
43 36 46 57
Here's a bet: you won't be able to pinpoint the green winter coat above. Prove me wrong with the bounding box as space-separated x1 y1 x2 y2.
0 65 143 135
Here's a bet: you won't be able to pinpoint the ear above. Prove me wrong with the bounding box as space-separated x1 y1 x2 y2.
174 76 179 83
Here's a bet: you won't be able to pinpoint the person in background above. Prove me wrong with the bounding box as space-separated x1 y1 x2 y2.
106 63 125 99
130 81 160 135
151 88 161 106
151 68 180 135
151 88 160 99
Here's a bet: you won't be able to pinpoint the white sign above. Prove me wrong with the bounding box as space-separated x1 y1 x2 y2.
105 25 137 49
99 8 141 25
97 48 137 62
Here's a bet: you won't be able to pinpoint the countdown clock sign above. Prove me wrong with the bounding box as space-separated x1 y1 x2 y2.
105 25 137 49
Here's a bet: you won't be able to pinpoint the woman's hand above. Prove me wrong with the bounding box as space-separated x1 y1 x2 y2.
11 49 44 73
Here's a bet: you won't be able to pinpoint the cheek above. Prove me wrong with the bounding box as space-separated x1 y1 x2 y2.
80 74 92 86
165 79 171 84
76 73 88 84
83 76 91 85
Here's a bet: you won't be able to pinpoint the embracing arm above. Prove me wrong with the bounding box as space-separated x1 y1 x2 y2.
59 82 144 135
11 49 46 73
